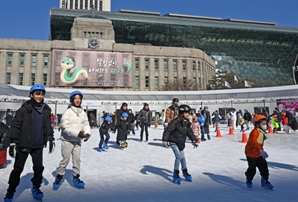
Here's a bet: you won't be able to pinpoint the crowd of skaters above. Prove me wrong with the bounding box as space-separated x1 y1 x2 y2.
0 84 298 201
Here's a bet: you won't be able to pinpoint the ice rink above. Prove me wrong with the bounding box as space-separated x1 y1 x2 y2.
1 124 297 202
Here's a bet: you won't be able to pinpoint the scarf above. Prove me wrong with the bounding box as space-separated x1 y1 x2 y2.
30 98 44 114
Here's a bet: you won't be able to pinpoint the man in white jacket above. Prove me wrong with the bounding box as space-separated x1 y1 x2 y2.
53 90 90 190
230 109 237 131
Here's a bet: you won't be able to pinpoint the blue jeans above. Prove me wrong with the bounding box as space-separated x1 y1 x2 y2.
99 133 110 148
170 144 187 171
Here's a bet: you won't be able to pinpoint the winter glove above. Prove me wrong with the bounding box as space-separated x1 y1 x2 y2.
49 141 55 154
83 134 90 142
259 150 268 159
78 131 85 138
163 141 169 148
192 142 199 149
9 143 17 158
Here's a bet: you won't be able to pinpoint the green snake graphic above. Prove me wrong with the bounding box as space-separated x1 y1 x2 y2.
60 56 88 84
124 62 131 73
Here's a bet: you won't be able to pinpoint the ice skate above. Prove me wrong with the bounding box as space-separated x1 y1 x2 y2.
53 174 63 190
32 186 44 201
182 169 192 182
207 135 211 140
103 142 109 150
4 190 15 202
173 170 182 185
261 177 274 190
246 180 253 189
97 148 103 152
73 174 85 188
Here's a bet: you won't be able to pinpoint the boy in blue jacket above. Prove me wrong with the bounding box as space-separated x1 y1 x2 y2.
98 116 114 152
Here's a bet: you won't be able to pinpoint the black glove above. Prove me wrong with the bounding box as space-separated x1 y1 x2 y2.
49 141 55 154
192 142 199 149
84 134 90 142
9 143 17 158
127 130 131 134
78 131 85 138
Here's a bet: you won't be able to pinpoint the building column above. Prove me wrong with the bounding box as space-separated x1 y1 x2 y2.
67 0 71 9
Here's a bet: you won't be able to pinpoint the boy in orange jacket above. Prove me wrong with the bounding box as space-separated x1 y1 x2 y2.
244 114 274 190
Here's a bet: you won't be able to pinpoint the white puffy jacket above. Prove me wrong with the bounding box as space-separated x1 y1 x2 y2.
60 106 90 142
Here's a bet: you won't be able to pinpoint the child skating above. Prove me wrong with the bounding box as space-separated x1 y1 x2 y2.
245 114 274 190
191 116 200 143
98 116 113 152
116 112 130 149
162 105 198 184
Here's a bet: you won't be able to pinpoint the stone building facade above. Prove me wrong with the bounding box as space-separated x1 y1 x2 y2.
0 18 215 91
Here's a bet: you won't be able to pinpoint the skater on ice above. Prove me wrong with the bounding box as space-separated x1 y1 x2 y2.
4 84 55 202
244 114 274 190
53 90 90 190
98 116 114 152
162 105 198 185
115 112 130 149
165 98 180 127
136 103 152 142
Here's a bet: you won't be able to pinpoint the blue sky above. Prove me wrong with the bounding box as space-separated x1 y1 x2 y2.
0 0 297 40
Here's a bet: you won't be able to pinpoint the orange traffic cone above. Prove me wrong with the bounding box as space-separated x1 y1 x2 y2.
229 124 234 135
240 129 248 143
215 124 222 137
268 124 273 134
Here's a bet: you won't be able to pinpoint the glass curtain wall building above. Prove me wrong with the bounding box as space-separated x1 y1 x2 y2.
50 9 298 86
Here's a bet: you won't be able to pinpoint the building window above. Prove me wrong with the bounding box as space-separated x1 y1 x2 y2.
31 55 37 67
154 59 159 70
145 59 149 70
174 77 177 83
83 54 89 67
19 54 25 66
43 74 47 85
135 58 139 70
6 73 11 84
193 77 197 84
70 0 73 9
31 73 35 85
19 73 23 85
95 0 98 10
145 76 149 88
198 62 201 71
89 0 92 8
7 53 13 66
173 60 177 71
85 0 88 9
164 59 168 71
43 55 49 66
183 77 187 87
55 72 60 86
155 76 159 89
135 76 139 88
75 0 78 9
164 76 168 84
123 74 128 86
111 74 116 86
198 78 201 88
182 60 187 70
99 0 103 11
192 61 196 70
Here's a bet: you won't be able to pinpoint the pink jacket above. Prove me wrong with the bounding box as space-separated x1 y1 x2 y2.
191 121 200 136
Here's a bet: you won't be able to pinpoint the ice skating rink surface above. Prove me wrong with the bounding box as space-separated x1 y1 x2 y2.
1 124 297 202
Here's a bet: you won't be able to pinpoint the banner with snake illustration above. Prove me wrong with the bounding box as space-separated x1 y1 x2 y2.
51 49 132 87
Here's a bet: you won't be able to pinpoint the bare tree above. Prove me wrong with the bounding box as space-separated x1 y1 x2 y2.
159 79 200 91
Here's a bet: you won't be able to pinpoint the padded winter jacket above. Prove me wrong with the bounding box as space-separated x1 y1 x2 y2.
99 121 114 135
8 100 54 149
116 118 129 142
245 128 268 158
137 108 152 124
60 105 90 142
162 117 197 151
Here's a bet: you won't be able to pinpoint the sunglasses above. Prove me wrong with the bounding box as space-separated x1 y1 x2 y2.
33 91 45 96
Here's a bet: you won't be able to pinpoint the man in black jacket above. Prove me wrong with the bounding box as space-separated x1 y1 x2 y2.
4 84 55 201
203 106 212 140
137 103 152 142
128 109 136 135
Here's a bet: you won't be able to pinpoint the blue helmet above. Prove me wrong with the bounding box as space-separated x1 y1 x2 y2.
29 84 46 95
204 106 208 109
70 90 83 99
122 112 128 118
8 112 12 115
105 116 112 122
244 108 248 112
